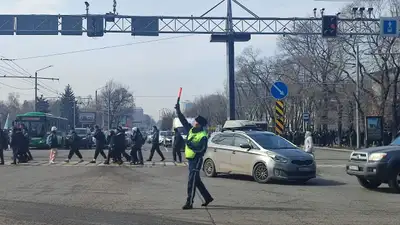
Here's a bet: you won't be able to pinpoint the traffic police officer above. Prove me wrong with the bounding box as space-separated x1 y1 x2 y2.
175 103 213 210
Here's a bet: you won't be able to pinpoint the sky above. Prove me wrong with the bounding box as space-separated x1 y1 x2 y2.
0 0 347 120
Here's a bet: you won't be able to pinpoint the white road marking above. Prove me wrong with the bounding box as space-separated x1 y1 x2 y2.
163 147 169 152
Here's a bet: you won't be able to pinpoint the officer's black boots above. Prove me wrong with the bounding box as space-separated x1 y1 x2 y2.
201 198 214 207
182 203 193 210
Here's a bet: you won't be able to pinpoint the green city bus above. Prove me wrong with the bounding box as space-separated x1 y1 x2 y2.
15 112 69 148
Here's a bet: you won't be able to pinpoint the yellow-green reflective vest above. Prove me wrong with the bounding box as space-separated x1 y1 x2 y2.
185 128 208 159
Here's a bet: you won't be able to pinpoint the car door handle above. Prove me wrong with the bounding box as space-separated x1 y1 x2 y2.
232 151 236 154
213 148 217 152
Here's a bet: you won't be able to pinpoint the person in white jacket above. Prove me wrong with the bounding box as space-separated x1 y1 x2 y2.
304 131 314 156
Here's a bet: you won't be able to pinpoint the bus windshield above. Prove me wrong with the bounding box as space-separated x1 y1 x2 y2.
19 121 46 137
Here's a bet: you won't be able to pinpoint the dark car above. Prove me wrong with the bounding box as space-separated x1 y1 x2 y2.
66 128 93 149
346 136 400 193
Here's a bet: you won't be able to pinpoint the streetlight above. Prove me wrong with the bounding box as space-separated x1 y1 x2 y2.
35 65 54 112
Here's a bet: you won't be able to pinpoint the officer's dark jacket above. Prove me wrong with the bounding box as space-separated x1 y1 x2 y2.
176 110 208 156
114 131 126 150
70 133 81 149
94 129 106 146
173 131 184 149
151 130 159 146
131 131 144 149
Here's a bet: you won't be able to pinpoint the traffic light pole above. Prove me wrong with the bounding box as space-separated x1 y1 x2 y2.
0 2 380 120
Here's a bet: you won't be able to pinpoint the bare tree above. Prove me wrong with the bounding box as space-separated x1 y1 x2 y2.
185 93 227 126
159 108 175 130
100 80 135 128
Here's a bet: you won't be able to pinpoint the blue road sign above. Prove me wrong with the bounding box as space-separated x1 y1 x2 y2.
270 81 288 100
380 17 398 37
303 112 310 122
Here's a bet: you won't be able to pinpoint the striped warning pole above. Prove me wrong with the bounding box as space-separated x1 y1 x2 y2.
275 100 285 135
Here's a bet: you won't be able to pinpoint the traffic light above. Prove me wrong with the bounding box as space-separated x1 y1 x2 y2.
322 15 338 37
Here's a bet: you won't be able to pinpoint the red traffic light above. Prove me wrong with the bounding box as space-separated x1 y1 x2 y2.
330 24 336 29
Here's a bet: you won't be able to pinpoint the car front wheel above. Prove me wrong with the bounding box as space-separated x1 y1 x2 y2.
388 168 400 193
357 177 382 189
203 159 217 177
253 163 270 183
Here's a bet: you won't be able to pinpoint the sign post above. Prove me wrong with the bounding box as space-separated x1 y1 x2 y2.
271 81 288 135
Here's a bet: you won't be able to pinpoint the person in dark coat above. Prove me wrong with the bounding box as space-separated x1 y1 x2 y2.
146 126 165 162
130 127 144 165
90 125 107 163
114 126 128 164
10 127 25 165
20 124 33 161
172 128 184 163
65 129 84 163
0 127 8 165
104 130 117 164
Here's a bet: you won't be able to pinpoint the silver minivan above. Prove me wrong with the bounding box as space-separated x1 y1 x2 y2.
203 123 316 183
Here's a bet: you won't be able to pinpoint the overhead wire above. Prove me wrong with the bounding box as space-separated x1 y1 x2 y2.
0 81 34 90
9 34 194 61
7 60 59 95
0 59 57 96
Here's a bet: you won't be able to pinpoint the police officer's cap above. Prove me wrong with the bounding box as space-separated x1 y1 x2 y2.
195 116 207 127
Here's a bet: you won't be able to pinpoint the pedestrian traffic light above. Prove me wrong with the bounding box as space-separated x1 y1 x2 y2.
322 15 338 37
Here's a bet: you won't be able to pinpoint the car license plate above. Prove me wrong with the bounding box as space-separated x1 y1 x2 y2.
298 167 312 172
349 165 359 171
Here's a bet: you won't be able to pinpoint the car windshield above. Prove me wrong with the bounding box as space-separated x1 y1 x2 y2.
390 136 400 145
75 129 88 136
248 133 296 149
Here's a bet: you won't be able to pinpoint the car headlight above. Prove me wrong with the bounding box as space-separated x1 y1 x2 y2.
368 153 387 161
267 152 288 163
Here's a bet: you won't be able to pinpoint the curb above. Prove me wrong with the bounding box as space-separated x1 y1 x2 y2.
315 147 353 153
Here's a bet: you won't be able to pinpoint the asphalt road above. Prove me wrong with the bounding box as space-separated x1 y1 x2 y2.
0 147 399 224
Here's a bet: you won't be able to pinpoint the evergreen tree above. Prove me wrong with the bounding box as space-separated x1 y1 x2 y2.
36 95 50 113
60 85 79 128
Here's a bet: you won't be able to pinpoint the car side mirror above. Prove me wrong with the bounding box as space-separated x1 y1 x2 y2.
240 143 252 150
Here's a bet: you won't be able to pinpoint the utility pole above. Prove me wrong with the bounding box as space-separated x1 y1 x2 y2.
108 97 111 130
0 74 58 111
0 61 56 112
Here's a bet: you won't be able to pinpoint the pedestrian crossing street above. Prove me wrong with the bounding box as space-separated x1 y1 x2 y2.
1 160 188 167
1 161 345 168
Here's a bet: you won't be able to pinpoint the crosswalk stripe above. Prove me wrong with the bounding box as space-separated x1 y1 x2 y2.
1 161 188 167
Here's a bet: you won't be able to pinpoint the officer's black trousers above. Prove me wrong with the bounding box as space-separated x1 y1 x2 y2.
148 144 165 160
68 147 83 159
172 146 182 162
186 157 212 205
93 145 106 160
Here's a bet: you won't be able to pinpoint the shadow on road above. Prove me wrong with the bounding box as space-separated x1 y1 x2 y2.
369 187 399 194
203 205 311 211
214 174 346 186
